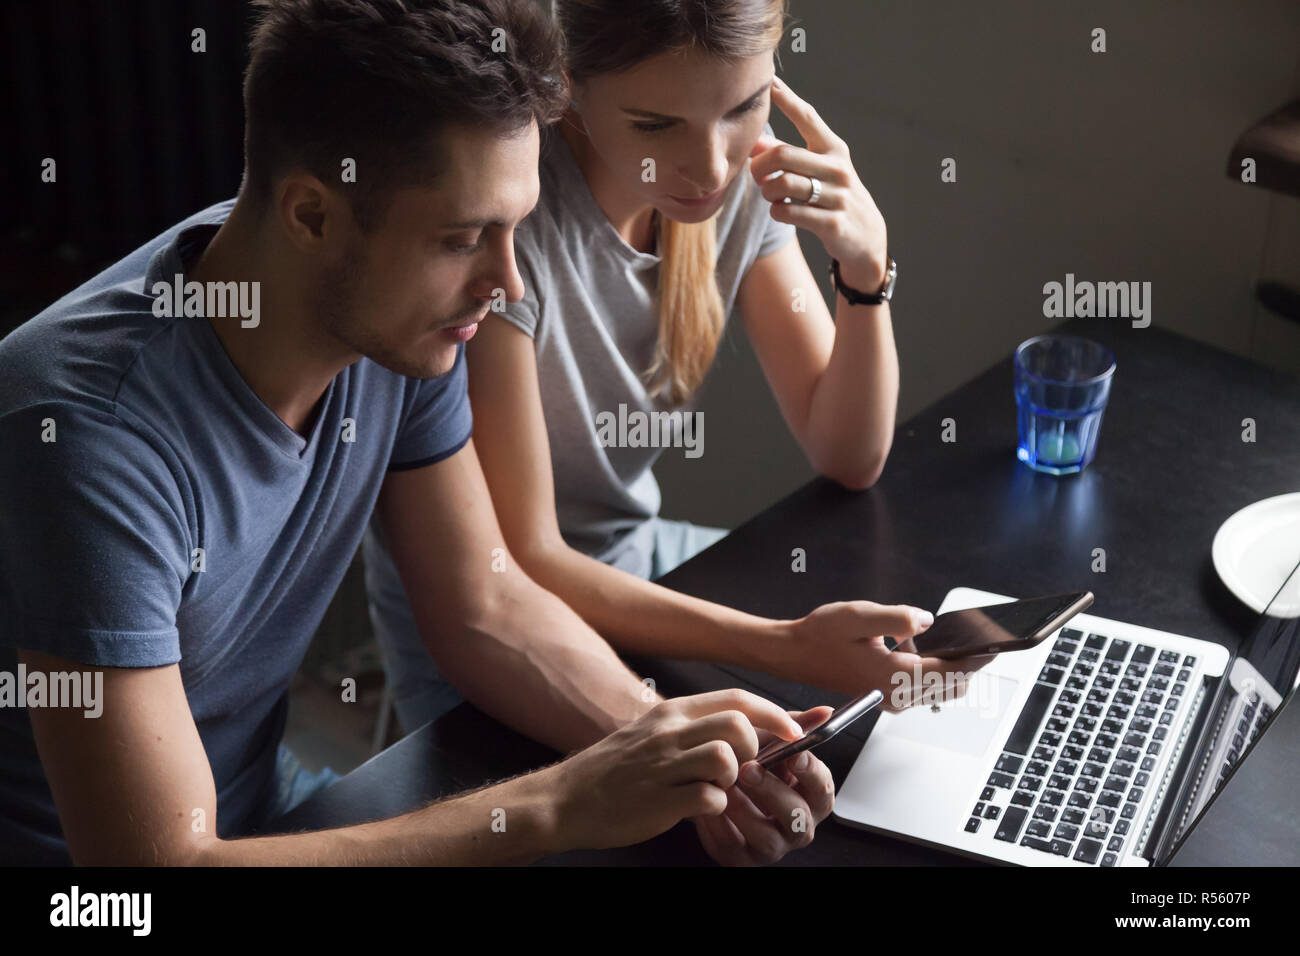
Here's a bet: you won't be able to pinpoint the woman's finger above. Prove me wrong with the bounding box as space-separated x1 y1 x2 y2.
760 171 843 210
750 141 847 187
766 199 841 232
769 74 840 152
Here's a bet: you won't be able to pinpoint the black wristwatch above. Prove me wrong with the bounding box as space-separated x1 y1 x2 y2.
829 256 897 306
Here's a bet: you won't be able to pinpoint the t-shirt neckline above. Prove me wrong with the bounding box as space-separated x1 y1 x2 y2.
549 129 663 269
146 221 331 461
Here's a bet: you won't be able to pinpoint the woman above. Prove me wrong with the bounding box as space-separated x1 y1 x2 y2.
364 0 944 736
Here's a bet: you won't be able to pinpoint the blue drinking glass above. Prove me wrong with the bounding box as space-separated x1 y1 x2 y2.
1014 335 1116 475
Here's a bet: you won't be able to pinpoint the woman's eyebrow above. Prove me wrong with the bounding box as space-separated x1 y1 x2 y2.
621 82 770 121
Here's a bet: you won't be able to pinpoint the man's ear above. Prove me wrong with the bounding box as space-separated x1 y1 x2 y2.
277 173 337 249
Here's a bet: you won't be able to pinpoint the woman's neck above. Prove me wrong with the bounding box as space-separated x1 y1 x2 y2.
559 114 659 255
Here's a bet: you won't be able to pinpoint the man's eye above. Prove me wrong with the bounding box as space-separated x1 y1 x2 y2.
445 237 483 254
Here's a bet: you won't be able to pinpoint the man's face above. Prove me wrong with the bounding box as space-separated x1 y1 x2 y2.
313 121 540 379
571 48 775 224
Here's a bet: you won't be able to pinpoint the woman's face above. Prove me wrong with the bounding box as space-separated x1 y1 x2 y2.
571 47 776 224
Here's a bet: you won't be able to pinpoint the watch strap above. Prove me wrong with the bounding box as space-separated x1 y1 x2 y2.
829 256 896 305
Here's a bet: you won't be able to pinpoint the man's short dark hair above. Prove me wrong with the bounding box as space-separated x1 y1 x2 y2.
242 0 567 231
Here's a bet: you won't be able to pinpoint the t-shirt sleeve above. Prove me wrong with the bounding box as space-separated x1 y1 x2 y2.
0 403 191 667
387 341 474 471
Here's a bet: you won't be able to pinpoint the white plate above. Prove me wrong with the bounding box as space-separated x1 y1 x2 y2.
1211 493 1300 618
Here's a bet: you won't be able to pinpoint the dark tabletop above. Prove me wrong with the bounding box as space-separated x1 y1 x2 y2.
271 317 1300 864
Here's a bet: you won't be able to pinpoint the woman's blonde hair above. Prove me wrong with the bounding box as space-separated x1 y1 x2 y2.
553 0 787 405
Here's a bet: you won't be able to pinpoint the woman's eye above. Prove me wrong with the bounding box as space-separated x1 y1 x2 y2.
632 120 673 134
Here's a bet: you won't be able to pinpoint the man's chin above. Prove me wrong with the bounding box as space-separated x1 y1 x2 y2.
366 342 459 379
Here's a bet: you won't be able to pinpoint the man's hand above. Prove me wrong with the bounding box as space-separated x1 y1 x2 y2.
765 600 993 709
543 690 805 852
692 706 835 866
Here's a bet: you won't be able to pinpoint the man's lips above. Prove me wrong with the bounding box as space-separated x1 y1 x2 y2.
433 308 489 343
438 310 487 330
440 322 479 343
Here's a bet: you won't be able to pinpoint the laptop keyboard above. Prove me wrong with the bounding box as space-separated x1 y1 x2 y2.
962 627 1198 866
1214 690 1273 791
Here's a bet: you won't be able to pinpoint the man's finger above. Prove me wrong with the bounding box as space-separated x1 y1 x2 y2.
696 807 745 850
790 705 834 732
676 710 761 764
785 751 835 821
674 689 804 740
732 765 814 854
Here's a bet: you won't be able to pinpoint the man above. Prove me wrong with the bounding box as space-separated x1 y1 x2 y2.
0 0 840 866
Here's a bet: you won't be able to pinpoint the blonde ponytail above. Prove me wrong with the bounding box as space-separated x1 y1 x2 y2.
644 215 726 406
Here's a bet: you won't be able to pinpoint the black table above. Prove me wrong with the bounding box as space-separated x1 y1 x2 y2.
272 317 1300 864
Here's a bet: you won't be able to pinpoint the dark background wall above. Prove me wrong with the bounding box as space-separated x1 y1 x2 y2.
2 1 253 303
6 2 1299 525
3 2 1298 736
654 0 1300 528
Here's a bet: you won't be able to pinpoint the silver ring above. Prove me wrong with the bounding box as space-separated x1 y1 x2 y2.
805 176 822 206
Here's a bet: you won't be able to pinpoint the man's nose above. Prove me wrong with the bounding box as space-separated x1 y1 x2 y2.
481 241 526 305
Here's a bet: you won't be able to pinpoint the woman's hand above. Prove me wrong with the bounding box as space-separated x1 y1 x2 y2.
765 600 994 707
750 75 889 292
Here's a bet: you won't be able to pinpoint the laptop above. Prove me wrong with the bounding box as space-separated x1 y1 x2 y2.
834 549 1300 867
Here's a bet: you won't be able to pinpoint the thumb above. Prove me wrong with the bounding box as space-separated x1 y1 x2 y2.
867 604 934 642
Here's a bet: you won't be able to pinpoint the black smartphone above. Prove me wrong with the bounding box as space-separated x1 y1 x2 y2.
753 689 884 768
906 591 1094 660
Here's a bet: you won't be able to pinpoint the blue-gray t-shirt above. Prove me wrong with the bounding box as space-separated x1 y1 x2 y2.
0 199 471 864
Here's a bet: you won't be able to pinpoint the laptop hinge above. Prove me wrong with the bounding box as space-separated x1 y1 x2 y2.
1144 670 1227 863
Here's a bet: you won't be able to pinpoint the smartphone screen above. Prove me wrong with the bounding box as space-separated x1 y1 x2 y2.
908 592 1092 659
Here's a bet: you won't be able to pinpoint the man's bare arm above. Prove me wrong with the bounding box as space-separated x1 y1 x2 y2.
21 649 560 865
23 649 802 865
375 440 659 754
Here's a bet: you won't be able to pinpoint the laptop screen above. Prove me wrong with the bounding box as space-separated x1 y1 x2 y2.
1157 547 1300 858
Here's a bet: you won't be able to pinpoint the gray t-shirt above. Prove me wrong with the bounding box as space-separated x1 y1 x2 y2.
490 128 796 578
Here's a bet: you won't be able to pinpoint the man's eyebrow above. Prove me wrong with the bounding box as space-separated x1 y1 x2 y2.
442 200 539 231
441 217 502 230
621 82 770 121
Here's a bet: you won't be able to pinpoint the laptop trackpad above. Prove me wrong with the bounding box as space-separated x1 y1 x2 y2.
885 673 1020 756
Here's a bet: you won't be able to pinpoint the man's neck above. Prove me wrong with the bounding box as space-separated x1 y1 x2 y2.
189 199 356 437
559 117 658 255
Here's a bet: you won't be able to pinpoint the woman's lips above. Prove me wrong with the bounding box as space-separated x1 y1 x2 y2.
669 189 724 208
